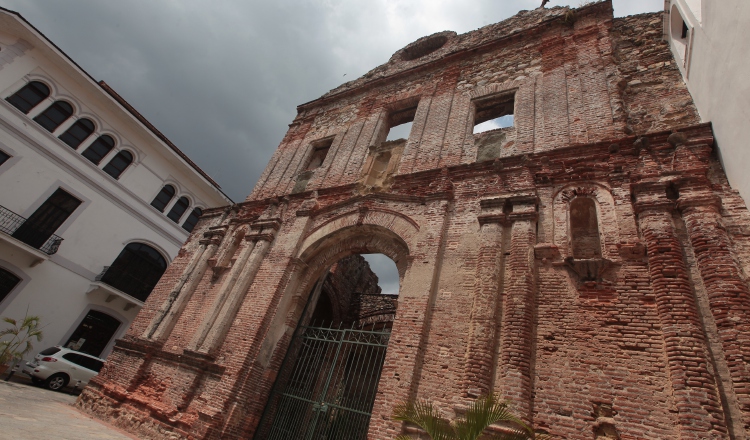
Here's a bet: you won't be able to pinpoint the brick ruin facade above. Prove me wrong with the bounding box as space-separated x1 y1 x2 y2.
78 2 750 439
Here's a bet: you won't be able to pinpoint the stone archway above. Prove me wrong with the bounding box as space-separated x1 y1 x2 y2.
252 224 411 440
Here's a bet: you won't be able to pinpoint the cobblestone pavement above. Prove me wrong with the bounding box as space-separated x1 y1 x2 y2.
0 380 137 440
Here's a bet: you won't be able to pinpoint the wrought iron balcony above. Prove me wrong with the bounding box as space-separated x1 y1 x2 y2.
0 204 63 255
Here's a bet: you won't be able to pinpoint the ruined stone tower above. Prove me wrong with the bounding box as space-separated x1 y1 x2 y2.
79 2 750 439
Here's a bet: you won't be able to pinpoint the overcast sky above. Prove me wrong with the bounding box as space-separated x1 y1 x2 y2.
1 0 662 295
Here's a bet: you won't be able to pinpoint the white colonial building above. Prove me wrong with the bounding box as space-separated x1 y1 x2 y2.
664 0 750 202
0 7 232 361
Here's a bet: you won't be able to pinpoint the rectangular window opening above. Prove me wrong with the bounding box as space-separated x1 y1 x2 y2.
385 106 417 142
305 138 333 171
473 92 515 134
681 20 689 39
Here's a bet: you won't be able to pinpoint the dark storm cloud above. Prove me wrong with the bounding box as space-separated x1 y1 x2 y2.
1 0 661 288
363 254 399 296
1 0 661 201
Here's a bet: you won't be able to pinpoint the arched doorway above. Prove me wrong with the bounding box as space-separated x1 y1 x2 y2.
256 227 407 440
64 309 121 357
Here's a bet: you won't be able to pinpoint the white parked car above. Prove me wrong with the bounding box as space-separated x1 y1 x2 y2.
22 346 104 391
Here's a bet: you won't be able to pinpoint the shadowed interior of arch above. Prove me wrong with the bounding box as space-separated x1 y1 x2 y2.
258 252 400 440
308 253 399 326
570 197 602 259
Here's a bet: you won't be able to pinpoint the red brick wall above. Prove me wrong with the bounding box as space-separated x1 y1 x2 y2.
78 2 750 439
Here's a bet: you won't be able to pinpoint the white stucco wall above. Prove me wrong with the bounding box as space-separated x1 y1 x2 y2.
0 11 231 363
665 0 750 202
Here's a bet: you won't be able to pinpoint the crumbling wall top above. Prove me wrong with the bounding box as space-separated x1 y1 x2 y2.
310 1 612 105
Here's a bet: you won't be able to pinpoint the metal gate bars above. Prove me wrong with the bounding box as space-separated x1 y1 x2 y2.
255 322 391 440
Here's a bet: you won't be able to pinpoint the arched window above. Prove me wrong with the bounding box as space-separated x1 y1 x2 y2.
59 118 95 149
33 100 73 132
150 185 175 212
167 196 190 223
81 135 115 165
6 81 50 114
182 207 203 232
0 267 22 304
102 151 133 179
100 243 167 302
570 198 602 259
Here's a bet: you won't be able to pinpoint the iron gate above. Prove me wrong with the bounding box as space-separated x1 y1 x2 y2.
256 322 391 440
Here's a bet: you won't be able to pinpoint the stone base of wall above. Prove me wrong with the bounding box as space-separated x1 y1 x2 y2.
77 385 192 440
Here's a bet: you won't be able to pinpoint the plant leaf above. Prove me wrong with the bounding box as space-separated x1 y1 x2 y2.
453 394 534 440
393 399 455 440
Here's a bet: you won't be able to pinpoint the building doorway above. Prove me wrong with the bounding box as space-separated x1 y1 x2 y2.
256 254 399 440
12 188 81 252
65 310 121 357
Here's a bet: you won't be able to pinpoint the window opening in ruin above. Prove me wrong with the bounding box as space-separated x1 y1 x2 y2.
64 310 121 357
257 253 399 440
306 138 333 171
473 92 515 134
385 106 417 141
386 121 413 141
570 197 602 259
401 35 449 61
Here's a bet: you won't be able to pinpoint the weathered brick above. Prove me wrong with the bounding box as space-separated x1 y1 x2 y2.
78 2 750 439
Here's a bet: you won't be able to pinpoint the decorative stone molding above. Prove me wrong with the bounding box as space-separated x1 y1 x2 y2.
534 243 561 261
553 183 619 260
563 257 614 283
559 186 597 202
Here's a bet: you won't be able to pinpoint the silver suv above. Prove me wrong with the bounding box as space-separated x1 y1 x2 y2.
22 346 104 391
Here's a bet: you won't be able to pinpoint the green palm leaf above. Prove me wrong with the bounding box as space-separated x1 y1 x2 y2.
454 394 531 440
393 394 548 440
393 399 455 440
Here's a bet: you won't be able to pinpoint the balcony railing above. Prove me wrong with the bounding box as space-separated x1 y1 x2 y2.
0 204 63 255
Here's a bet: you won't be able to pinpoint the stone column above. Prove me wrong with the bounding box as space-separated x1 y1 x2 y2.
197 230 275 354
495 199 537 421
679 195 750 436
636 199 727 438
462 215 505 397
144 227 226 341
188 233 257 352
367 200 451 439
